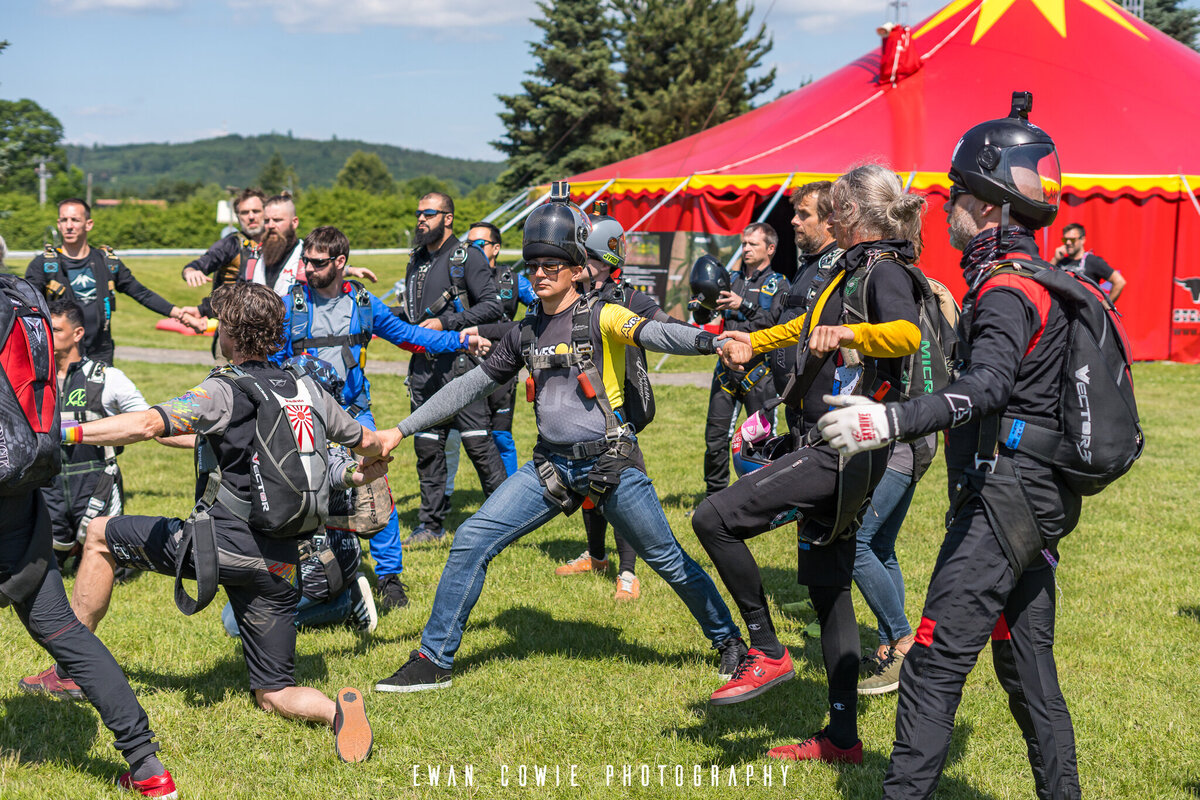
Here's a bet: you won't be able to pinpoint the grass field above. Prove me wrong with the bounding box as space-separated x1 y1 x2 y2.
1 258 1198 798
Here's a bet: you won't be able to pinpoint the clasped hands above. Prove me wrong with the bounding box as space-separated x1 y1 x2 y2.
716 324 856 370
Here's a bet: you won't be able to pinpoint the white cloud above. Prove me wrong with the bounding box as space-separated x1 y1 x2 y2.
50 0 181 12
77 104 131 117
234 0 537 33
761 0 948 32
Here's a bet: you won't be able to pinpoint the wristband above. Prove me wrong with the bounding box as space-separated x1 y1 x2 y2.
62 420 84 444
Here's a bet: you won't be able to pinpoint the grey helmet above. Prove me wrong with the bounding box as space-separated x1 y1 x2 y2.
585 214 627 269
522 181 592 266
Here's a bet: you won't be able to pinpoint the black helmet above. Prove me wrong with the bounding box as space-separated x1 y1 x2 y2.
585 214 627 269
523 181 591 266
688 254 731 311
949 91 1061 229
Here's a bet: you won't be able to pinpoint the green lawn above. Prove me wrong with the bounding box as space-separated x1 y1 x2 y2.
0 350 1197 797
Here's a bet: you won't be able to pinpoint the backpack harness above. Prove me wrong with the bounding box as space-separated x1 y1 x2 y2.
0 275 61 606
40 244 120 334
289 280 374 413
408 246 480 376
58 358 122 549
519 294 641 514
174 365 331 616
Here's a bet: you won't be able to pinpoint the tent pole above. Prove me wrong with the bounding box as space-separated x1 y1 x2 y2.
1180 174 1200 219
499 189 552 234
903 169 916 191
577 178 617 211
723 173 795 273
626 175 694 234
481 189 531 224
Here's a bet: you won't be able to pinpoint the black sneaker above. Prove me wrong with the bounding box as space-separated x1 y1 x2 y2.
376 650 453 693
716 636 749 680
377 575 409 610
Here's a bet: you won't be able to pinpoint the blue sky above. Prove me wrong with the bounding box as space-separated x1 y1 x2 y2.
2 0 1196 162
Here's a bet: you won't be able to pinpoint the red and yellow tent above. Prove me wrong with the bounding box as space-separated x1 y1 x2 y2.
568 0 1200 361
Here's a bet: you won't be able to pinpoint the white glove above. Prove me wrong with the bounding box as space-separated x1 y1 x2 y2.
816 394 892 456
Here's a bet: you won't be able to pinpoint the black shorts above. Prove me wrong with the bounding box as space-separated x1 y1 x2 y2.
796 534 855 588
105 514 301 692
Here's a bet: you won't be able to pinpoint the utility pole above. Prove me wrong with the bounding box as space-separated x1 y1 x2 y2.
36 160 50 207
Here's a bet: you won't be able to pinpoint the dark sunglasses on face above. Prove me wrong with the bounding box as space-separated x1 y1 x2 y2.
528 261 568 277
302 255 336 268
469 238 498 248
949 182 969 204
1062 237 1081 244
416 208 446 219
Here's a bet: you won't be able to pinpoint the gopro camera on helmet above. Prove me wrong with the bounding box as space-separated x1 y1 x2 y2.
1009 91 1032 120
522 181 592 266
688 254 732 311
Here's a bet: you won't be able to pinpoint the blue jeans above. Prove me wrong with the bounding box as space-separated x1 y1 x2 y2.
419 455 739 668
358 408 403 577
853 467 916 645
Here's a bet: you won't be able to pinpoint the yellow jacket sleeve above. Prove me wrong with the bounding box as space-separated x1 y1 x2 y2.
845 319 922 358
598 302 647 346
749 311 811 352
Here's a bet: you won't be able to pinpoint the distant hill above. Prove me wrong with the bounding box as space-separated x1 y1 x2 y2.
65 133 503 195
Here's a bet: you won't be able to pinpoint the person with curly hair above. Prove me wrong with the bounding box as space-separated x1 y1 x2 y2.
22 281 403 765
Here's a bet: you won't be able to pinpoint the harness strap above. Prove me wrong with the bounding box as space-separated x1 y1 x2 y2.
173 472 221 616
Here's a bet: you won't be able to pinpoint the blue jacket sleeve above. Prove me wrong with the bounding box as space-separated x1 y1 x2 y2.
271 302 296 364
518 274 537 307
369 294 464 354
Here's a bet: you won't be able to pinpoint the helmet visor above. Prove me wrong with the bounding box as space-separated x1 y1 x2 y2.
997 143 1060 208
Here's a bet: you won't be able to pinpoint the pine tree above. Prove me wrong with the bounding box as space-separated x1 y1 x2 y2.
1144 0 1200 49
336 150 396 194
492 0 625 191
258 150 298 195
612 0 774 159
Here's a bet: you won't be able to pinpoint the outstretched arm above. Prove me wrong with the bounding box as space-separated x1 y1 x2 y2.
69 410 165 446
396 366 498 437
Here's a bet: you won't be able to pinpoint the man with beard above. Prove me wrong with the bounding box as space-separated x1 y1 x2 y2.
25 198 203 365
769 182 842 409
396 192 506 547
816 97 1086 798
182 188 266 318
252 194 306 296
274 226 486 610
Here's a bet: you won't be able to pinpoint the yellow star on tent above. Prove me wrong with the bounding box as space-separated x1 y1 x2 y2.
914 0 1146 43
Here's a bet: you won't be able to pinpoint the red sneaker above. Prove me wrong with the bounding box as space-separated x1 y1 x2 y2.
768 729 863 764
18 665 85 701
709 647 794 706
117 769 178 798
334 687 373 763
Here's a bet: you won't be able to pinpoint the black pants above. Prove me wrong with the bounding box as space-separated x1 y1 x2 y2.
1 493 158 766
692 442 877 735
409 364 507 529
703 364 775 495
487 377 518 433
883 461 1080 800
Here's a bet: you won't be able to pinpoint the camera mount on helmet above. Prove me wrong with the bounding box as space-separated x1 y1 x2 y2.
522 180 592 266
688 254 731 311
948 90 1061 229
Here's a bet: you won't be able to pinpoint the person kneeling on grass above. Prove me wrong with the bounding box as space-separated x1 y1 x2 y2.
374 184 747 693
21 282 402 764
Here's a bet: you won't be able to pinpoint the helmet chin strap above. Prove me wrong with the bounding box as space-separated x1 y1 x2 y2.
997 202 1010 256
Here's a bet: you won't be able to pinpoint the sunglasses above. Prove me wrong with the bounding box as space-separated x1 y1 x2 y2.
416 208 446 219
527 261 568 277
1062 237 1081 244
301 255 336 268
469 238 498 248
948 181 969 204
